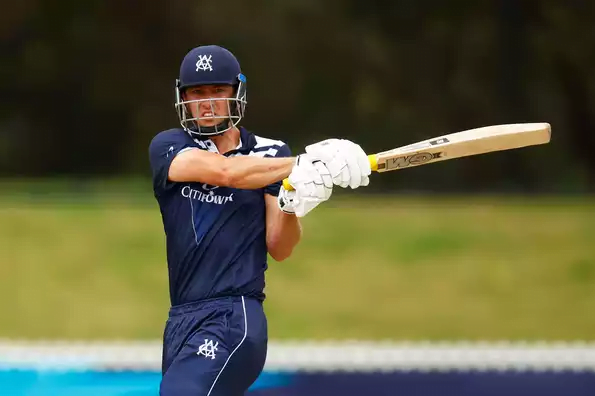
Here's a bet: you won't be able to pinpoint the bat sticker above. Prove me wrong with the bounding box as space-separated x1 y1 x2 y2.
429 137 450 145
382 152 443 170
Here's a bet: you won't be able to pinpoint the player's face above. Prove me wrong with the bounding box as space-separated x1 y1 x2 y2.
184 85 235 127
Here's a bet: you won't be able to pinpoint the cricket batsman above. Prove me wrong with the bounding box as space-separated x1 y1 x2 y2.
149 45 371 395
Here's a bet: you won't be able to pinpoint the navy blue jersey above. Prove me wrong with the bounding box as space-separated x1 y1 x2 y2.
149 127 291 306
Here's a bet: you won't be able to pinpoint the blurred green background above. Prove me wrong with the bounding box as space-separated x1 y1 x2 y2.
2 1 595 341
1 181 594 341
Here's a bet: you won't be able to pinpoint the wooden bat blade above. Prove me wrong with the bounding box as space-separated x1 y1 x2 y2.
282 122 551 190
371 122 551 172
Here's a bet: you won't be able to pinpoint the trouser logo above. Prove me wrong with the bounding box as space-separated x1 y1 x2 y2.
197 339 219 360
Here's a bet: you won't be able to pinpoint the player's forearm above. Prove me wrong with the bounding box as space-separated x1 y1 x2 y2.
224 156 296 189
267 214 302 261
170 149 296 189
265 194 302 261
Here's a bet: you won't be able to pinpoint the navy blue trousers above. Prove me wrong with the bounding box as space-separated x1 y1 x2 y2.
160 296 268 396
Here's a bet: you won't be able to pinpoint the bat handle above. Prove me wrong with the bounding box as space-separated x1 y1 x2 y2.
282 154 378 191
368 153 379 171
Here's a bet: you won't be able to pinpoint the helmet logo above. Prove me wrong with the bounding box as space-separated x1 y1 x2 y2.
196 55 213 72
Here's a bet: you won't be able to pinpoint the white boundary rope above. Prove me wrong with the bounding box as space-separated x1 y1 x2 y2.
1 339 595 373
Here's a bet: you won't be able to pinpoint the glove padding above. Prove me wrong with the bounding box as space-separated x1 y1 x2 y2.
277 154 333 217
305 139 371 189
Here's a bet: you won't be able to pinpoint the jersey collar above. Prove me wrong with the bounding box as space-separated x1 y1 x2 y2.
192 127 256 155
221 127 257 156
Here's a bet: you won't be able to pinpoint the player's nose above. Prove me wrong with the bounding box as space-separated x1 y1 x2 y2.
199 98 216 111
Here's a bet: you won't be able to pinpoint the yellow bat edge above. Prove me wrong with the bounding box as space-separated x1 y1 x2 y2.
282 154 378 191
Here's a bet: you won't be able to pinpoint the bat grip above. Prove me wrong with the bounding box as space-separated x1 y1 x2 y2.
282 154 378 191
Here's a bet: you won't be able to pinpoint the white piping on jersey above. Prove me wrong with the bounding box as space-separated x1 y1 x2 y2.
206 296 248 396
182 134 284 158
188 197 200 246
177 147 195 156
254 135 284 149
249 147 279 157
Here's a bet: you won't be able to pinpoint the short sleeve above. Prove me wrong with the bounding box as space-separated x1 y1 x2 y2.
264 143 292 196
148 130 194 195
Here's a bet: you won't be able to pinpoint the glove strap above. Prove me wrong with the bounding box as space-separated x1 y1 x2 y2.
277 188 296 214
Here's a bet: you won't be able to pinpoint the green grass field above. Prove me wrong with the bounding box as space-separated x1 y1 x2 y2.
1 185 595 341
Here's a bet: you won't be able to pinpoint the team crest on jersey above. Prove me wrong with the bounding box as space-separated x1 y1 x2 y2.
196 54 213 72
197 339 219 359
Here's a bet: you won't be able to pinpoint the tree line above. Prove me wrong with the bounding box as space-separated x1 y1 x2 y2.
2 0 594 192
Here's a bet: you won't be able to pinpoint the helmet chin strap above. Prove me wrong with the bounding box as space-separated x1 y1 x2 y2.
187 119 231 140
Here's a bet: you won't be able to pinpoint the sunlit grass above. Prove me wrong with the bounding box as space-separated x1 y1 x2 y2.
1 193 594 340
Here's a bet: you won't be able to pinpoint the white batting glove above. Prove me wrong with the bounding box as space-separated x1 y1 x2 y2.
305 139 371 189
277 187 299 214
277 154 333 217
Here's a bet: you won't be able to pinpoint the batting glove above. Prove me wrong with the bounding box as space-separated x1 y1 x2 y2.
305 139 371 189
277 154 333 217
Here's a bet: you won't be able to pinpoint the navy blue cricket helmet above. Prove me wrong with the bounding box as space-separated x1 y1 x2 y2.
174 45 247 138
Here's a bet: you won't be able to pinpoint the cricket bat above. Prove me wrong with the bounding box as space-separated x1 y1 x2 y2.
282 122 551 191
